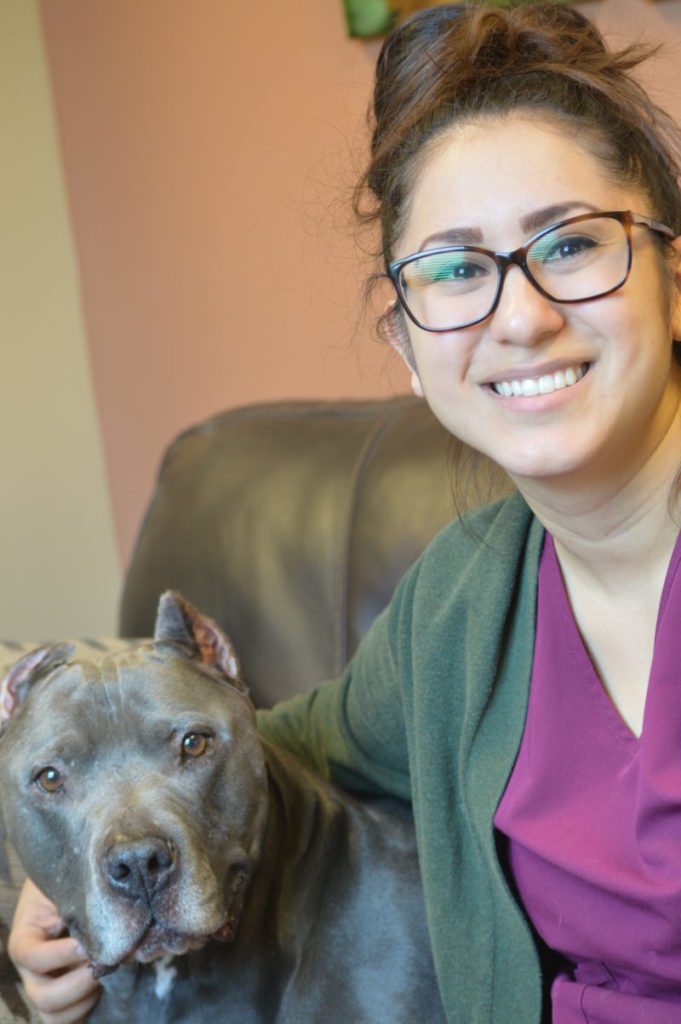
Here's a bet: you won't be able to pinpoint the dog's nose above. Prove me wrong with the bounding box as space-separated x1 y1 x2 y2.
105 836 176 900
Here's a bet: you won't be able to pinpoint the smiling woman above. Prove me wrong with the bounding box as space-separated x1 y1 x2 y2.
261 7 681 1021
390 115 681 486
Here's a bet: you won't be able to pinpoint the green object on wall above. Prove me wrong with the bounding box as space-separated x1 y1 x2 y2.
343 0 394 38
343 0 572 39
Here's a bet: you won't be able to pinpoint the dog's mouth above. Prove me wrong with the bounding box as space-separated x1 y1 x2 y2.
90 918 234 979
132 905 242 964
89 868 248 979
132 921 217 964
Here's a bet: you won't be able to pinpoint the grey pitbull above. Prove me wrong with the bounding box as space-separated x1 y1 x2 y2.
0 592 446 1023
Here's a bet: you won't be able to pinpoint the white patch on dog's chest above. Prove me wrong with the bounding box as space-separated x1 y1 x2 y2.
153 954 177 1000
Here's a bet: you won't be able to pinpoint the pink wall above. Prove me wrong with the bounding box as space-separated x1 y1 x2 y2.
39 0 681 570
39 0 399 568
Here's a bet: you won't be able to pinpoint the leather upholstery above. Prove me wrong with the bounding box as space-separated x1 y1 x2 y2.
120 397 513 707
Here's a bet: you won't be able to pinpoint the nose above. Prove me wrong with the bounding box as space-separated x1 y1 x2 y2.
488 265 565 346
104 836 176 901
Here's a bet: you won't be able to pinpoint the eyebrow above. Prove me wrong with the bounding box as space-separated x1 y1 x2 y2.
419 202 600 251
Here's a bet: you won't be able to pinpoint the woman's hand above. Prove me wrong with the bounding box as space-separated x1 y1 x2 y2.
8 878 101 1024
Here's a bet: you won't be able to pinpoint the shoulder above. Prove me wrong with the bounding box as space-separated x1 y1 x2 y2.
406 490 540 598
376 490 542 687
380 491 541 750
378 490 542 670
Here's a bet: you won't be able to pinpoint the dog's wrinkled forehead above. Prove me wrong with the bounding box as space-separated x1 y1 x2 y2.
3 653 210 747
0 591 249 738
0 649 245 766
44 644 238 708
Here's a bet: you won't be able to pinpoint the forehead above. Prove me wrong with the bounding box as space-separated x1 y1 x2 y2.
398 113 645 254
14 649 232 741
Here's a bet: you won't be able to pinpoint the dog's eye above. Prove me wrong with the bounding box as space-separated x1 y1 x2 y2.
35 766 64 793
181 732 211 759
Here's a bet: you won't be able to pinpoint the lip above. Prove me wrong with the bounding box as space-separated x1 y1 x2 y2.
130 921 216 964
89 917 226 976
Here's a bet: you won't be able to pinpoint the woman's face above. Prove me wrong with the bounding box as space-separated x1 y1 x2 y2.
393 115 681 490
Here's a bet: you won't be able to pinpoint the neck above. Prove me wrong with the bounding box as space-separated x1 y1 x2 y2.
511 396 681 591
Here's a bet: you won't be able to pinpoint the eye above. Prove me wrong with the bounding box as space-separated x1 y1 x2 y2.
35 766 64 793
181 732 212 759
535 233 599 264
413 252 490 287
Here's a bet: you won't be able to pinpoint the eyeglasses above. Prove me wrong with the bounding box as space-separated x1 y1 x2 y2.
388 210 675 333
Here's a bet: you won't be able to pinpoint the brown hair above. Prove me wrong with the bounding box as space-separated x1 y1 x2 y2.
355 2 681 271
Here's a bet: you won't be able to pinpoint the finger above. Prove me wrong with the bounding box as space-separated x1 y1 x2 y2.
23 963 101 1016
9 878 64 949
44 914 68 939
11 934 88 976
12 877 59 922
38 986 101 1024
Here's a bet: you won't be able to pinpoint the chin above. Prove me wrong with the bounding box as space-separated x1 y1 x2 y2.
485 444 597 486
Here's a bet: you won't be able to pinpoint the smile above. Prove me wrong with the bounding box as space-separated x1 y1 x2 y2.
491 363 588 398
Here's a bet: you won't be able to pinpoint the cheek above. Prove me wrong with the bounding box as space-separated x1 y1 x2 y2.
9 804 83 901
410 327 478 387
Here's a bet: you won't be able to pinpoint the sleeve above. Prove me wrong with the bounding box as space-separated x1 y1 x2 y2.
256 564 415 802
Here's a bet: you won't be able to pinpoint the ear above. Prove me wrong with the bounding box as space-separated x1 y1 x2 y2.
154 591 247 694
0 643 76 727
382 302 425 397
383 301 417 373
671 236 681 341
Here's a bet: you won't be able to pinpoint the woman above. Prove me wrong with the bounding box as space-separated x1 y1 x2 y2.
10 3 681 1021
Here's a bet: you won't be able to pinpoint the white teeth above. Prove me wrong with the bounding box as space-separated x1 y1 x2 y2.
492 364 586 398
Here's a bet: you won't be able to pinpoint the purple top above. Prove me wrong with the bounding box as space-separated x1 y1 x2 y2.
494 531 681 1023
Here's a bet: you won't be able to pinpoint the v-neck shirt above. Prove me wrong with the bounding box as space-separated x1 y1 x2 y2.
495 529 681 1022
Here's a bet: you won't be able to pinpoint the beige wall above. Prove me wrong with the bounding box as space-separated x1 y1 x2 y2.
0 0 120 638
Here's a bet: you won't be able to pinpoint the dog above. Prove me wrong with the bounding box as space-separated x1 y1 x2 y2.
0 592 445 1023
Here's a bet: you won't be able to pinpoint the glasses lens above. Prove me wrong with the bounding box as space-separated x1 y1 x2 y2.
398 249 499 330
526 216 629 302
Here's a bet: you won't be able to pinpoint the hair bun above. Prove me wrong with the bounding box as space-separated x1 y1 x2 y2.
373 4 612 139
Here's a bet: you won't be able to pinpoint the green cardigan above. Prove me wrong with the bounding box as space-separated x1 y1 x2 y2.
257 490 548 1023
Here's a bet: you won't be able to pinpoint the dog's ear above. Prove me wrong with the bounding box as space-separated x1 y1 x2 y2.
154 591 247 693
0 643 76 727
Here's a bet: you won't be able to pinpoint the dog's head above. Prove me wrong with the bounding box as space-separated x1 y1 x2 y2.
0 592 268 976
